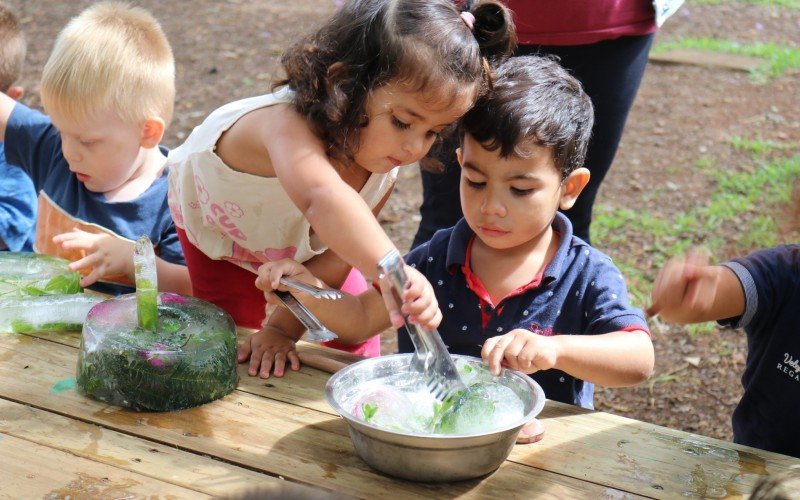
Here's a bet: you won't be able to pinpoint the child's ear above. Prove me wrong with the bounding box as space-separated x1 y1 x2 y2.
455 147 464 167
559 167 590 211
5 86 24 101
139 117 166 149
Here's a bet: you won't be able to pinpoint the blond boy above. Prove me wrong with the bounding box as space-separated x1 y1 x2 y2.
0 2 189 294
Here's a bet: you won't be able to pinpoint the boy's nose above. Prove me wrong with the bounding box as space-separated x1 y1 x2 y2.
481 192 506 217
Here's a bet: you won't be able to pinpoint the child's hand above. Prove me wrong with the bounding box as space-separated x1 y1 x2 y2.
481 329 558 376
255 258 326 297
400 266 442 330
378 265 442 329
237 326 300 378
53 228 135 287
647 249 718 322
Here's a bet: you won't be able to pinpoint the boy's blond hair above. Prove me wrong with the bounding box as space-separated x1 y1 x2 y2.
41 2 174 126
0 2 25 92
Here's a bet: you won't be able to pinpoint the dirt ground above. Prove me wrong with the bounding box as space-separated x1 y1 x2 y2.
9 1 799 442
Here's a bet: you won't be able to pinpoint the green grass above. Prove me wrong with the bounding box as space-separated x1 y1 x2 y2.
728 135 794 155
691 0 800 8
654 38 800 82
595 152 800 320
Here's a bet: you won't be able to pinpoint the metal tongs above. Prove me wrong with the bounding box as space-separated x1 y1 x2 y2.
273 290 338 342
377 249 467 401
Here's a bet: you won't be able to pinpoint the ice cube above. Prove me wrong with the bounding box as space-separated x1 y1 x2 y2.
134 236 158 330
0 294 105 333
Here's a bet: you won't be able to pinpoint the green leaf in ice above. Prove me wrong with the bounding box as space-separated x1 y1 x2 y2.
43 273 82 295
363 403 378 422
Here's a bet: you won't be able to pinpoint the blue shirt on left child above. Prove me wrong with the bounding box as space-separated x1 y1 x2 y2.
0 143 37 251
399 213 649 409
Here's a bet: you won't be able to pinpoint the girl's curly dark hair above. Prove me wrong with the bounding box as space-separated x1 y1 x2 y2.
277 0 516 164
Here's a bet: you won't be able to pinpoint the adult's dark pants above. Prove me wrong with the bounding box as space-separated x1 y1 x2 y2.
412 33 655 249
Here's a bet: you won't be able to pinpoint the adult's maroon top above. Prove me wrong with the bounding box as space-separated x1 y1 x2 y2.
502 0 657 46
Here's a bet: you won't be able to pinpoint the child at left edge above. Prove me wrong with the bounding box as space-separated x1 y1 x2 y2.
257 55 655 442
0 2 37 252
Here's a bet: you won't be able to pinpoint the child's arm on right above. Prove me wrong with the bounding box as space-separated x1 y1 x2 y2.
647 250 745 323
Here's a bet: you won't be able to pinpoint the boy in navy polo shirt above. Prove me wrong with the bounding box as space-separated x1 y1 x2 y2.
649 245 800 458
0 3 189 295
255 56 654 440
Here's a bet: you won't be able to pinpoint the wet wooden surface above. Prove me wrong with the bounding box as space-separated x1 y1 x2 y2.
1 327 798 499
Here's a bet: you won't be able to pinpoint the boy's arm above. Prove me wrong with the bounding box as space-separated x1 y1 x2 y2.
549 330 653 387
648 253 745 323
482 329 654 387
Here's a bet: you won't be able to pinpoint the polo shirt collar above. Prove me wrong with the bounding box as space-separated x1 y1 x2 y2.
444 218 474 270
445 212 584 284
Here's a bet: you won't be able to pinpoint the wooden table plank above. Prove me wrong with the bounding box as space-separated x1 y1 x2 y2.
0 399 330 498
0 432 210 498
12 329 800 498
0 333 635 499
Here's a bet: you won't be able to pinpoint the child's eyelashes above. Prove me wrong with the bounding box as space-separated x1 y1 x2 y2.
465 179 485 189
427 130 442 139
511 187 534 196
391 116 410 130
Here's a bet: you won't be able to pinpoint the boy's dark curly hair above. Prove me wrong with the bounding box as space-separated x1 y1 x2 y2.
278 0 516 164
461 55 595 180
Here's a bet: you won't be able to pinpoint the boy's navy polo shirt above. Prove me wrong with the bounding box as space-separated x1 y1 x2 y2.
4 102 185 295
398 212 649 409
720 245 800 458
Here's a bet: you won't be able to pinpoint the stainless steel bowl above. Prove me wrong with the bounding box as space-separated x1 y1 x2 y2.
325 354 545 482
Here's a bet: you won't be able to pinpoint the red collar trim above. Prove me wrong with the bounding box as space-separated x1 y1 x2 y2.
460 235 546 308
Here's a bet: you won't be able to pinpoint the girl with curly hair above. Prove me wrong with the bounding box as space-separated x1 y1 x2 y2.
167 0 515 377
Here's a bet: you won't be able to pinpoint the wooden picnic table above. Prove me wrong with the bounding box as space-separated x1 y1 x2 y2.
2 326 799 498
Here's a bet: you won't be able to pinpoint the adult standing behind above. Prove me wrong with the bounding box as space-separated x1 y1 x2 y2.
414 0 671 247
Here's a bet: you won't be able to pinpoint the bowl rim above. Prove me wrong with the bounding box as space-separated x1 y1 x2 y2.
325 353 546 438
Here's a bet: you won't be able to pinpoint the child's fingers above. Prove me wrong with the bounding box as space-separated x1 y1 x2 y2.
378 279 404 328
408 303 442 330
484 335 515 375
271 352 287 377
258 351 275 379
67 253 94 272
79 267 103 288
237 337 253 363
287 350 301 371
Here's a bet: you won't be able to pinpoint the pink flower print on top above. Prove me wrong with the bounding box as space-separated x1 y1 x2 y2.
195 175 210 204
208 202 247 240
169 201 184 227
224 201 244 218
229 241 297 270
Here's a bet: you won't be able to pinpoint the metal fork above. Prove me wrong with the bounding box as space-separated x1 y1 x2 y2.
279 277 342 300
377 249 467 402
273 290 338 342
